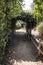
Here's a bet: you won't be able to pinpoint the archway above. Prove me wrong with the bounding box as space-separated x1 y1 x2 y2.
11 13 36 36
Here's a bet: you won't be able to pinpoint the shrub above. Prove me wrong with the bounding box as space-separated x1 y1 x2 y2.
37 22 43 36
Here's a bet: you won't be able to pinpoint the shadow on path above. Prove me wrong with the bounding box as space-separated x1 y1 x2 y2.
2 32 43 65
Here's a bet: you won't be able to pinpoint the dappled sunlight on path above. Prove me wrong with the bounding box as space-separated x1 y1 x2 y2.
10 60 43 65
15 28 26 32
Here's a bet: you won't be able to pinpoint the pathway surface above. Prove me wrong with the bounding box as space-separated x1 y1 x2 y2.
2 31 43 65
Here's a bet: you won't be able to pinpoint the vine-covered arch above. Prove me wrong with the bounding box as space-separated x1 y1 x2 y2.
11 12 37 35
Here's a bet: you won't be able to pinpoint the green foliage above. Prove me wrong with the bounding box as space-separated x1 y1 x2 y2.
0 4 11 61
37 22 43 36
31 0 43 20
7 0 22 18
0 0 23 61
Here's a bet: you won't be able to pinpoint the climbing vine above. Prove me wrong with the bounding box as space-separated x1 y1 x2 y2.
0 0 22 62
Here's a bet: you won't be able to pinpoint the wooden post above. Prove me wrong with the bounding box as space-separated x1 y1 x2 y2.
38 39 41 55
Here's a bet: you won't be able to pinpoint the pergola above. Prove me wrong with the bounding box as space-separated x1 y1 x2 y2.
11 12 37 35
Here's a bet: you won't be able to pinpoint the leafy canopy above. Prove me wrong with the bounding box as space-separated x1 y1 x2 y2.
31 0 43 20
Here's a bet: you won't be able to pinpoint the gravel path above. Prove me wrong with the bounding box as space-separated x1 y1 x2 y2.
2 32 43 65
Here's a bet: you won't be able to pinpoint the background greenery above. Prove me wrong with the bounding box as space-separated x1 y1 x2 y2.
31 0 43 37
31 0 43 21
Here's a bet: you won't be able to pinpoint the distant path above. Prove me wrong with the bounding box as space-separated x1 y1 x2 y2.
2 31 43 65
